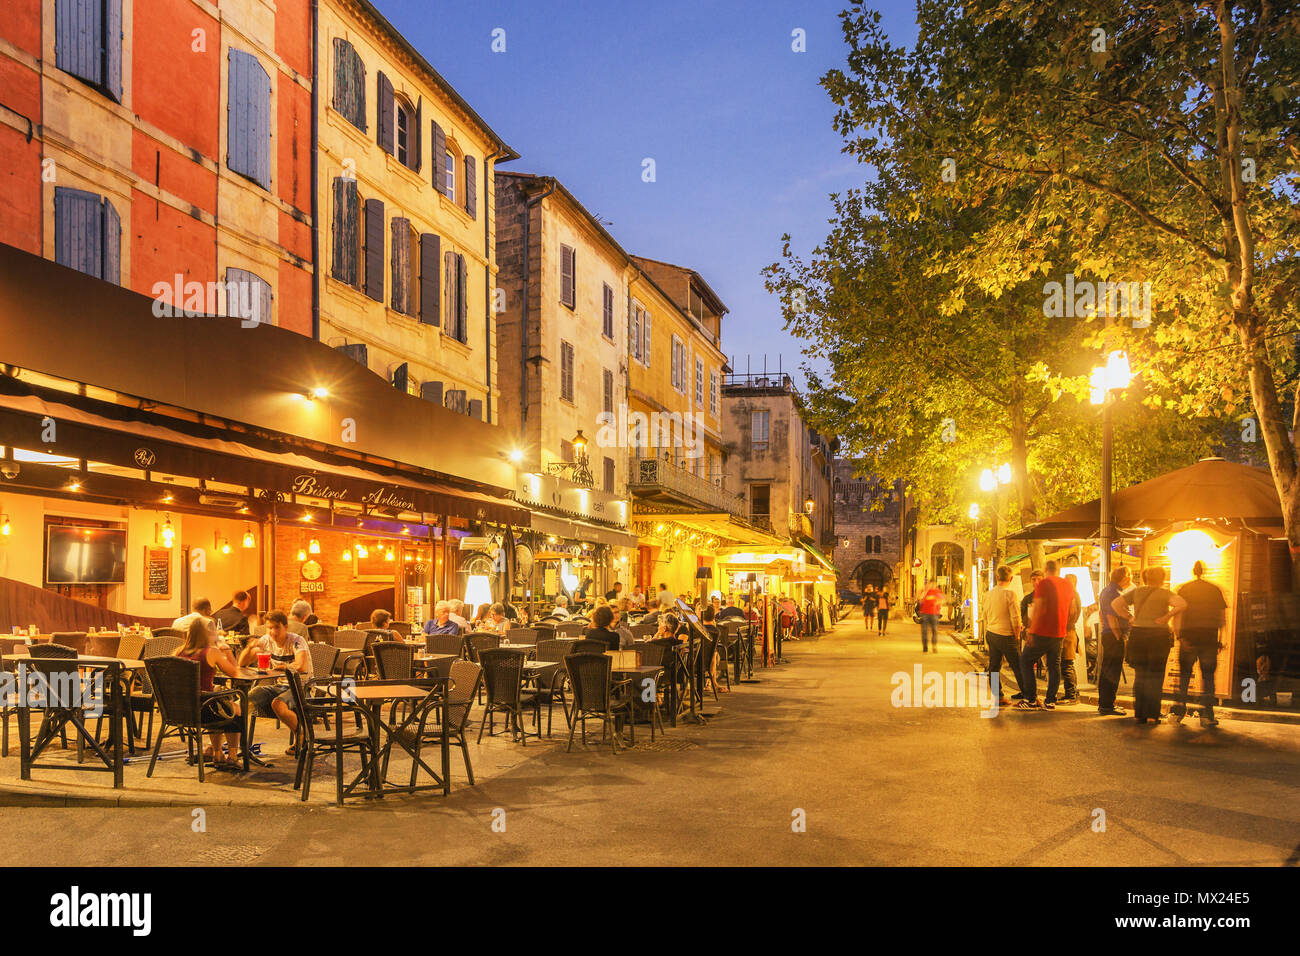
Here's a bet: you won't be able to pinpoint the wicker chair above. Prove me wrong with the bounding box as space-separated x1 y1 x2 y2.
143 657 247 782
307 624 336 645
333 629 368 678
466 633 500 663
532 639 574 732
555 621 585 638
149 628 183 639
389 620 413 638
564 653 633 753
49 632 88 654
372 641 415 680
391 661 482 791
116 633 146 662
284 671 376 805
506 627 538 646
630 642 668 741
424 633 466 659
477 649 540 745
572 639 610 655
307 642 340 681
24 643 80 753
119 635 185 749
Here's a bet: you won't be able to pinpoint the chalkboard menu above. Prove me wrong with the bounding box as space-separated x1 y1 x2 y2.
144 546 172 600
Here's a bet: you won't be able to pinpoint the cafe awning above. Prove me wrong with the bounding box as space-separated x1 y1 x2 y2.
528 512 638 549
1006 457 1282 541
797 536 839 573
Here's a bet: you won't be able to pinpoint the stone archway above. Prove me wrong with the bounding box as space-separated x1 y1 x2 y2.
851 559 893 591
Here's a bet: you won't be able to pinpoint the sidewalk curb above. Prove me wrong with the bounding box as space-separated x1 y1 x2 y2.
0 781 281 808
949 634 1300 726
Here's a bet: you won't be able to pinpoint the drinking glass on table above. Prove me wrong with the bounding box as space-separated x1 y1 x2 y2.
257 652 272 670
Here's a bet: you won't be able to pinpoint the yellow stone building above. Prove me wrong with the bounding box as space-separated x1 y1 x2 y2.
317 0 516 421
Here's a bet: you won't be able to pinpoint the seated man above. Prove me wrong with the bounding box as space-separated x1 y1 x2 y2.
549 594 572 620
288 600 313 638
717 598 747 622
238 610 313 754
423 601 460 637
214 590 253 634
584 605 621 653
447 600 469 629
173 597 213 631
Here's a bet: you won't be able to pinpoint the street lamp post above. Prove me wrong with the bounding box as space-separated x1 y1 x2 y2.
1090 352 1133 587
978 462 1011 585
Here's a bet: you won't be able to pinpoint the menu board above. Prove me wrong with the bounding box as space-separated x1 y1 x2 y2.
143 546 172 601
1144 525 1238 699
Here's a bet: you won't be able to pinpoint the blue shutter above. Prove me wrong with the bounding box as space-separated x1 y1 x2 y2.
54 187 103 279
228 50 271 189
224 267 272 325
105 0 122 100
56 0 102 89
102 197 120 285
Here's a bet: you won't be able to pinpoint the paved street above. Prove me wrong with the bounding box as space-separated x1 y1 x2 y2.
3 614 1298 867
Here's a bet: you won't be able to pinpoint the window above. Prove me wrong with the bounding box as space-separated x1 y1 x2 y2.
602 283 615 339
641 309 651 366
709 370 718 415
875 535 883 553
54 187 120 284
463 154 477 218
331 176 360 287
395 99 412 167
224 267 272 326
560 438 574 462
695 358 704 405
670 337 688 394
751 484 770 520
603 456 615 493
443 150 456 201
227 49 272 190
443 250 468 342
751 410 770 450
55 0 122 102
560 244 576 309
331 38 365 131
865 536 874 554
560 341 575 402
602 368 614 414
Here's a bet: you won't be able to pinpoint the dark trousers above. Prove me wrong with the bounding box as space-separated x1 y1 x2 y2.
864 607 875 631
1060 656 1077 699
1098 632 1125 709
920 614 940 651
985 632 1021 698
1173 635 1218 719
1019 634 1062 703
877 609 889 634
1133 665 1165 720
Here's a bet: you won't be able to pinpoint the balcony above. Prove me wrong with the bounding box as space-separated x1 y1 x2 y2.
628 455 749 520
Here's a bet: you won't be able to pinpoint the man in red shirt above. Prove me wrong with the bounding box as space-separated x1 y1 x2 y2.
918 581 944 653
1016 560 1074 711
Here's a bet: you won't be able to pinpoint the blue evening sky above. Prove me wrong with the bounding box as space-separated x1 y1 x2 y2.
373 0 920 385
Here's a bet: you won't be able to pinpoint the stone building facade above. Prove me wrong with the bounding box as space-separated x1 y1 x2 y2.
831 459 903 596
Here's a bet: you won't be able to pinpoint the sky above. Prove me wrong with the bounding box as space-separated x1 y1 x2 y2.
373 0 920 386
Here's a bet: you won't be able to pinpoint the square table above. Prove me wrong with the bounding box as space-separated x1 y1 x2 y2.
330 682 450 798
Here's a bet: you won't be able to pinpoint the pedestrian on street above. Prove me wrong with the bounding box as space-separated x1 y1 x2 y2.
1058 582 1083 704
862 585 877 633
918 580 943 653
1111 566 1185 725
1171 560 1226 728
1096 566 1132 716
877 588 891 635
1016 561 1073 711
981 565 1023 705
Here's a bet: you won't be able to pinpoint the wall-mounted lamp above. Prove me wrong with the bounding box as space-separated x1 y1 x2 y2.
242 526 256 548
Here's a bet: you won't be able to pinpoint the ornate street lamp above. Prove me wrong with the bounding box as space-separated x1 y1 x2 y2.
1091 351 1133 585
545 429 594 488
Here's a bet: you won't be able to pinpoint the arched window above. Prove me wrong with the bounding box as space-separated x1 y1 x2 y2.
874 535 883 553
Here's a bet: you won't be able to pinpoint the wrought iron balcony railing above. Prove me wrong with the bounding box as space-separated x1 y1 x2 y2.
628 455 750 520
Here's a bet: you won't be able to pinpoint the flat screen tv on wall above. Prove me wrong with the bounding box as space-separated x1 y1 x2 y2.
45 525 128 584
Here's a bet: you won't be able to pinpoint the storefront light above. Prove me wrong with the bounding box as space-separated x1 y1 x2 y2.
342 547 352 562
356 543 368 559
160 516 175 548
385 549 395 561
464 574 492 609
0 514 9 536
308 538 321 555
296 547 307 562
508 449 523 463
242 527 256 548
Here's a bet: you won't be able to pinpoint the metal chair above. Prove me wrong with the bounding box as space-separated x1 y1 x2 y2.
24 643 79 752
116 633 146 662
393 661 482 791
333 629 367 678
477 649 540 745
572 639 610 655
143 657 247 782
466 633 500 663
564 653 633 753
284 671 376 805
50 632 88 654
307 623 337 645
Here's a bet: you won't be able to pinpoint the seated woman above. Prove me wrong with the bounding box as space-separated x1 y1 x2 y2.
238 610 313 755
472 604 492 628
583 605 621 653
175 617 245 769
654 612 681 642
700 605 727 693
478 603 511 636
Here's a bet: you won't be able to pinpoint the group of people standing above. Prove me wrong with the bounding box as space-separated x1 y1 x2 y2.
860 585 892 635
981 559 1224 726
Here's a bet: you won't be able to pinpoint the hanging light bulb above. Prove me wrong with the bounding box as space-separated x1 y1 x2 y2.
356 543 368 559
1 514 9 537
160 516 175 548
308 538 321 555
296 547 307 562
342 547 353 562
220 538 231 555
385 548 395 561
242 526 255 548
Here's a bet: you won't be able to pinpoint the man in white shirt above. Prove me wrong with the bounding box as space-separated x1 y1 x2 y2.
981 566 1024 705
447 599 469 629
173 598 212 632
657 583 677 609
550 594 571 620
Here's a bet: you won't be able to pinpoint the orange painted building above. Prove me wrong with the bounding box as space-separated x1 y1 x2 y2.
0 0 313 334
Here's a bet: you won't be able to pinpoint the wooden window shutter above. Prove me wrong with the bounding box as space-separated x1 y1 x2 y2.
431 121 446 192
420 380 443 404
331 176 359 286
363 197 384 301
467 398 483 420
560 245 575 309
56 0 101 90
102 197 120 285
604 457 615 493
642 312 650 367
391 362 408 392
602 284 614 338
603 368 613 414
444 389 467 414
560 341 574 402
332 39 366 131
105 0 122 100
443 250 454 331
228 50 271 189
336 343 368 369
418 233 440 326
413 97 422 172
224 267 272 325
54 187 103 279
390 216 410 313
463 155 476 218
456 253 468 341
376 71 394 153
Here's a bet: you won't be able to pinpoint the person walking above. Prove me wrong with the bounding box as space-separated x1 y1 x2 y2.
1016 561 1074 711
918 580 944 653
981 565 1023 706
1096 566 1132 716
1172 560 1227 727
862 585 877 633
877 588 891 636
1111 566 1185 724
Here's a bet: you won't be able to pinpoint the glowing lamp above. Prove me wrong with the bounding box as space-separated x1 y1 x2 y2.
968 502 980 520
979 469 996 492
308 538 321 555
342 548 352 562
1165 529 1225 587
1060 566 1096 608
464 574 493 609
242 527 255 548
1 515 9 536
296 548 307 562
356 543 368 559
